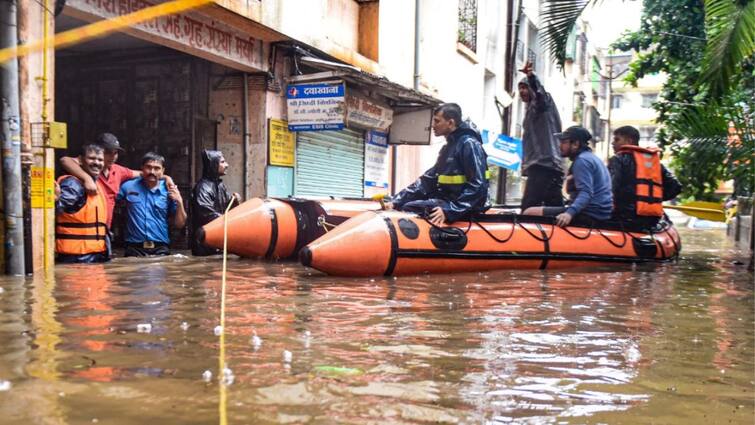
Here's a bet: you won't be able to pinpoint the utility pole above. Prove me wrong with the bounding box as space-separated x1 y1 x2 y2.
0 0 26 275
498 0 522 205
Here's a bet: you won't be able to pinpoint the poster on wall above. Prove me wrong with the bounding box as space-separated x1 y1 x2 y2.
268 119 295 167
286 81 345 131
481 130 523 172
364 130 390 197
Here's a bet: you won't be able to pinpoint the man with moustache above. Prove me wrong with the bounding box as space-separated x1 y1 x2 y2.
55 144 110 263
117 152 187 257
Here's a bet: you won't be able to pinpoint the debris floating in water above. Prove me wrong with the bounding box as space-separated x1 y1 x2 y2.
202 370 212 382
282 350 292 363
214 325 223 336
0 380 11 391
221 367 235 386
251 332 262 350
180 322 190 331
136 323 152 333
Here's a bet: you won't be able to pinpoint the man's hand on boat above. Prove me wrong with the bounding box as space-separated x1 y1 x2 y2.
428 207 446 226
555 212 573 227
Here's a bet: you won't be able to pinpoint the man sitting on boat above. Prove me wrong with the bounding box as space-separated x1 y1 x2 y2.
387 103 489 226
523 126 613 227
609 126 682 227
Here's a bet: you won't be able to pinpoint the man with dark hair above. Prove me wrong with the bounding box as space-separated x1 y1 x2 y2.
117 152 187 257
60 132 174 229
609 125 681 226
190 150 240 256
55 144 109 263
518 61 565 210
389 102 489 225
524 126 612 227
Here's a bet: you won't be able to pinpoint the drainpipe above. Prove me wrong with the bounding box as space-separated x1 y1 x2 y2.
242 73 249 199
0 0 26 275
392 0 421 195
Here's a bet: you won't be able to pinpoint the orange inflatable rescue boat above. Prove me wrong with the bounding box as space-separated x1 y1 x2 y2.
198 197 381 259
300 211 681 276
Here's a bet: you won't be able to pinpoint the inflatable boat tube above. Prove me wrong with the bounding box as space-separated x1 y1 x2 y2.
299 210 682 276
198 198 382 259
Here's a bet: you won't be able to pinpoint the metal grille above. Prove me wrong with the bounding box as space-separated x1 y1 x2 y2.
458 0 477 52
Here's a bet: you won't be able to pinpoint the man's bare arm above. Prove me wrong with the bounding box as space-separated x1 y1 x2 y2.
60 156 98 194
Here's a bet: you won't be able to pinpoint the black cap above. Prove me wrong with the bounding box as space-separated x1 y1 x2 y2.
95 133 124 152
554 126 592 144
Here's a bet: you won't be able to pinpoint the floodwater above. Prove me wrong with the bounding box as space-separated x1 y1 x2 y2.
0 229 752 424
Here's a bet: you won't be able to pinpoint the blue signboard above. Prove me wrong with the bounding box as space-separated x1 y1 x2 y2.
481 130 523 172
286 82 346 131
364 130 389 192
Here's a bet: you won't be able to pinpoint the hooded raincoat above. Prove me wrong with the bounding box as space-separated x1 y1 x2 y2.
392 121 489 223
519 75 564 175
190 150 237 256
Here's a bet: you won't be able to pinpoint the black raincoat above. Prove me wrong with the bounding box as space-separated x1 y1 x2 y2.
190 150 237 256
392 122 489 223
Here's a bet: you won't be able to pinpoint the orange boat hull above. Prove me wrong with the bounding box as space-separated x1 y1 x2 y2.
300 211 682 276
199 198 381 259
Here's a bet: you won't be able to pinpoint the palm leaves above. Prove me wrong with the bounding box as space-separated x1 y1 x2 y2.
539 0 597 69
699 0 755 97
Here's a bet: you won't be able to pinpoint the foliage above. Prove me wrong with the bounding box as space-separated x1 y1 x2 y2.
614 0 754 199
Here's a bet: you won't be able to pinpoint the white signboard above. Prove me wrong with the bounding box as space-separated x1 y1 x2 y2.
346 93 393 131
286 82 345 131
364 130 390 196
66 0 265 72
481 129 523 172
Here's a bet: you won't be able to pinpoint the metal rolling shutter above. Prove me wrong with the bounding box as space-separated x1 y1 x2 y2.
295 128 365 197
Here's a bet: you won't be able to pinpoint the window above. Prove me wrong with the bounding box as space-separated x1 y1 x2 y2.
640 126 657 143
641 93 658 108
611 94 623 109
458 0 478 52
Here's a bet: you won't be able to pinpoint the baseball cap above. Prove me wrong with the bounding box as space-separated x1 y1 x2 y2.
554 126 592 144
95 133 125 152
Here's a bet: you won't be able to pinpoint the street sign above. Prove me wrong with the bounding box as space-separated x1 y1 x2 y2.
481 130 523 172
286 81 345 131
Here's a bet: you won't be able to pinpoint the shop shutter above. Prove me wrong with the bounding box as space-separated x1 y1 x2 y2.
295 128 365 198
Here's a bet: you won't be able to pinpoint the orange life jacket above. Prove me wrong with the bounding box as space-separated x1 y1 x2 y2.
55 176 108 256
618 145 663 217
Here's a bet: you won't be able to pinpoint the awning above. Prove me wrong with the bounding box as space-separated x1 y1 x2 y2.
290 56 442 108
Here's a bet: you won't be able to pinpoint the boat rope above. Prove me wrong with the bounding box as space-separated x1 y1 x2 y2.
217 198 235 425
473 218 517 243
517 220 556 242
560 222 594 240
317 215 338 233
596 227 628 248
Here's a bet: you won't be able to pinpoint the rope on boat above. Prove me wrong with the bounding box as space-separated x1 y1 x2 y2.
317 215 338 233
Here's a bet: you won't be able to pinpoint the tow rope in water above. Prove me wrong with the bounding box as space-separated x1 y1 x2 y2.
218 198 234 425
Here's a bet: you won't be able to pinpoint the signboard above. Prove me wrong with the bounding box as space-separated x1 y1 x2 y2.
364 130 390 196
481 130 523 172
286 82 345 131
346 93 393 131
31 167 55 208
66 0 264 72
267 166 294 197
268 119 295 167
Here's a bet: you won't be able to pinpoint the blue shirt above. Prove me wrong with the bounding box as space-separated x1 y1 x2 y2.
117 178 177 244
566 149 613 220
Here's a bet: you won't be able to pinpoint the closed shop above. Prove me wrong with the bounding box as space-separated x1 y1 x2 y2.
295 128 365 197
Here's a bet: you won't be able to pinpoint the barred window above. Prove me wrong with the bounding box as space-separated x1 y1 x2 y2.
458 0 478 52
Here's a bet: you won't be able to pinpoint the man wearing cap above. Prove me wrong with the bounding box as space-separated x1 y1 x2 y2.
60 133 174 229
517 61 565 210
523 126 612 227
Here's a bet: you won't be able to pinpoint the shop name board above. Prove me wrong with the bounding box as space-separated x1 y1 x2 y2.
67 0 264 71
346 94 393 131
364 130 389 193
268 119 295 167
286 82 345 131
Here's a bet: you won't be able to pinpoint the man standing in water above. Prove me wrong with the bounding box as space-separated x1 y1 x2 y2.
117 153 186 257
518 61 565 210
388 103 489 226
55 144 109 263
190 150 240 256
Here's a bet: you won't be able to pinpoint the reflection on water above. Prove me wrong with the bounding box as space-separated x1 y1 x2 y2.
0 229 752 424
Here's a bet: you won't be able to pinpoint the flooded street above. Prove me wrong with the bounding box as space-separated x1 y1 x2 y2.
0 228 752 424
